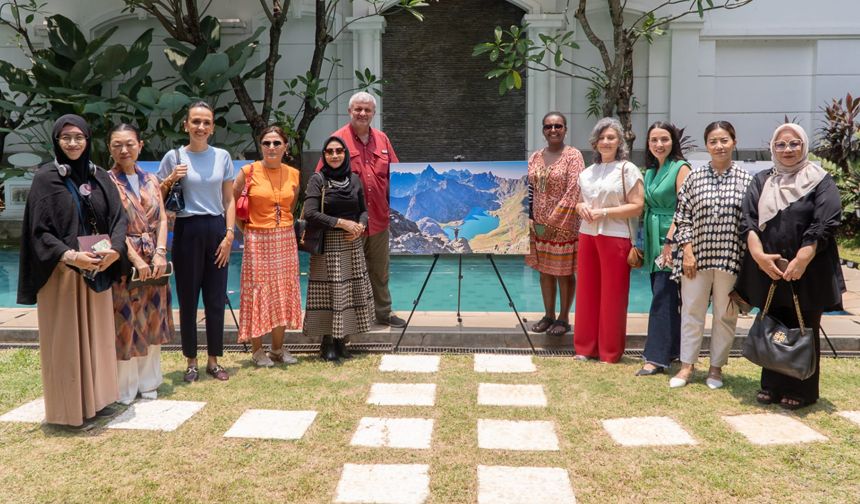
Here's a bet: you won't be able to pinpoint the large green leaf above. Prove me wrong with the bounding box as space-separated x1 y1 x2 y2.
0 61 32 88
164 47 189 72
118 62 153 96
156 91 191 111
200 16 222 50
82 100 113 116
46 15 88 60
122 29 154 73
225 27 265 63
183 44 210 75
68 58 91 85
194 53 230 83
84 26 119 57
93 45 127 78
136 86 159 108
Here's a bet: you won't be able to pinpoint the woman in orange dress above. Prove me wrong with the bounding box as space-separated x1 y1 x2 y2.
233 126 303 367
525 112 585 338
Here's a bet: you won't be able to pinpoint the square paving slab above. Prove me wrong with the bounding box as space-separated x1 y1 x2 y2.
379 355 440 373
838 411 860 427
0 398 45 423
223 409 317 440
723 413 828 445
478 419 559 451
478 465 576 504
350 417 434 449
602 416 697 447
478 383 547 407
474 354 536 373
334 463 430 504
367 383 437 406
106 400 205 432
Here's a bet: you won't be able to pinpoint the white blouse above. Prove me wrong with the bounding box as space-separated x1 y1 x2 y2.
578 160 643 238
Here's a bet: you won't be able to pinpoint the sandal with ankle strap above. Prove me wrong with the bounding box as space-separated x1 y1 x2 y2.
530 316 555 333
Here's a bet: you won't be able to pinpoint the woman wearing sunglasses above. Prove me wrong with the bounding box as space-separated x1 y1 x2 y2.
107 123 174 403
735 123 843 410
302 136 374 362
526 112 585 339
233 126 302 367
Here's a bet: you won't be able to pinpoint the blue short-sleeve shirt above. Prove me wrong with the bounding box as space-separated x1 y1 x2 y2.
158 146 235 218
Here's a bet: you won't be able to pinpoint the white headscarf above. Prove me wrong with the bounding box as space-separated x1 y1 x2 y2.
757 123 827 229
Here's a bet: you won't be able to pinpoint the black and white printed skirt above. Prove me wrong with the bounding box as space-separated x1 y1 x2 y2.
302 229 374 339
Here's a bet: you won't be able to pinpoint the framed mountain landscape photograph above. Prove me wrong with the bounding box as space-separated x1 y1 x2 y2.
389 161 529 255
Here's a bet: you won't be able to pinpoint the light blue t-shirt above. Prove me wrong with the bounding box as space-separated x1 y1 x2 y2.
158 146 235 218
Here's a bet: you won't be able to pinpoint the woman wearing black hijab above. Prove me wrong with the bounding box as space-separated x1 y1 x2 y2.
302 136 373 361
18 114 127 427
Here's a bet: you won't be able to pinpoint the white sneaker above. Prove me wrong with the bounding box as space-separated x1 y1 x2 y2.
252 348 274 367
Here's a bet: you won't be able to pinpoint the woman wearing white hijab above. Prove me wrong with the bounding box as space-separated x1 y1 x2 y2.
735 123 844 410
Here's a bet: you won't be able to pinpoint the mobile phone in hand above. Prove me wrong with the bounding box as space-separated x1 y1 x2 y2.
776 258 789 272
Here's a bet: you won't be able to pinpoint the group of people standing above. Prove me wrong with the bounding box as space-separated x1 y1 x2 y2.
527 113 844 410
17 92 406 427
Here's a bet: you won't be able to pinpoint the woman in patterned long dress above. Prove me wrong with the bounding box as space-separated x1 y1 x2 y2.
525 112 585 338
234 126 302 367
668 121 752 389
108 124 174 404
302 136 373 362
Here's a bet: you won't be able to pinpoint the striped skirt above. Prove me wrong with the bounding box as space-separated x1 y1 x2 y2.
303 229 374 339
238 226 303 342
525 224 578 276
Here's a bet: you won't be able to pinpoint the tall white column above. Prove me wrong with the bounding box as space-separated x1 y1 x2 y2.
668 20 704 134
523 13 566 155
347 15 386 129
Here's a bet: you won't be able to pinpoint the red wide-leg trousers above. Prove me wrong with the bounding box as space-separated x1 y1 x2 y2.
573 233 631 363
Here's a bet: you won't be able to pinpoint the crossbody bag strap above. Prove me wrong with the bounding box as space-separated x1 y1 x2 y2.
620 161 635 244
241 162 255 197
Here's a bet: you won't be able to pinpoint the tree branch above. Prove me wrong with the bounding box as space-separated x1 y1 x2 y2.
574 0 612 71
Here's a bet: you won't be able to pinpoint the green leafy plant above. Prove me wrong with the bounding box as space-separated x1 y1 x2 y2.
814 93 860 175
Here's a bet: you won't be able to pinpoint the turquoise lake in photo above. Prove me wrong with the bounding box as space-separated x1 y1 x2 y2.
442 207 500 240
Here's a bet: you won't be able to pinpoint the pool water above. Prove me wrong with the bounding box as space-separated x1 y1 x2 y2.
0 251 655 312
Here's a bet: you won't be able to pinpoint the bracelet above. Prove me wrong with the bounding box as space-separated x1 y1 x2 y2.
601 208 608 218
154 247 167 256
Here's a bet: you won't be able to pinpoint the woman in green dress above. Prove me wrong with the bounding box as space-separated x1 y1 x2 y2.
636 122 690 378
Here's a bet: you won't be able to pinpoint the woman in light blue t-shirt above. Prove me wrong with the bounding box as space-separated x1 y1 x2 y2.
158 101 236 383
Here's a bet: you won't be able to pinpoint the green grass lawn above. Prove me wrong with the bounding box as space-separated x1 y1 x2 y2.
838 234 860 263
1 349 859 503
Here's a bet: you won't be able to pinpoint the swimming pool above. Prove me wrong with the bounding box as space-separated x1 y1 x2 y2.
0 251 656 312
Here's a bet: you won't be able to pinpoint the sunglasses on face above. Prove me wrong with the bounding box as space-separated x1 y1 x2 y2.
543 124 564 131
324 147 345 156
261 140 283 148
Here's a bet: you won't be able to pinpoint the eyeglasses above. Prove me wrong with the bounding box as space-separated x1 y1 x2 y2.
773 140 803 152
261 140 283 148
543 124 564 131
58 135 87 145
324 147 345 156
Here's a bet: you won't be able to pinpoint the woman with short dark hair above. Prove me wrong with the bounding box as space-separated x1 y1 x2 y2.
234 125 302 367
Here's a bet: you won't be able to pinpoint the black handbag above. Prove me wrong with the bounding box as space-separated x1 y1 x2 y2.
742 281 816 380
164 148 185 212
128 261 174 289
297 174 325 255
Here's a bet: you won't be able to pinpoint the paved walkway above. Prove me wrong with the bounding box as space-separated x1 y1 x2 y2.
3 353 859 503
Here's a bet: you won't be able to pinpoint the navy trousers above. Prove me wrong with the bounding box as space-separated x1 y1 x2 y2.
173 215 228 359
643 271 681 367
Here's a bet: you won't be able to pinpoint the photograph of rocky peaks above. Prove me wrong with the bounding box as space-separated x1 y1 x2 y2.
388 161 529 255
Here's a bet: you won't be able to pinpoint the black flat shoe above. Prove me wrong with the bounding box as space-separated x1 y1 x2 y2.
320 335 339 362
95 405 118 417
334 338 353 359
635 365 665 376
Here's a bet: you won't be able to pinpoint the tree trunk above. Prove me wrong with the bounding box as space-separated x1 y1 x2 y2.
293 0 333 168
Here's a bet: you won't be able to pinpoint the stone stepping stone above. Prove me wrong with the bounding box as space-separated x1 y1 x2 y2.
478 383 547 407
223 409 317 440
723 413 827 445
0 398 45 423
367 383 436 406
478 465 576 504
474 354 536 373
334 463 430 504
478 419 559 451
601 416 697 447
379 355 440 373
106 400 205 432
350 417 434 449
838 411 860 427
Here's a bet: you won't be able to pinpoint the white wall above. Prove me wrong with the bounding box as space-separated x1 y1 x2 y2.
2 0 859 159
